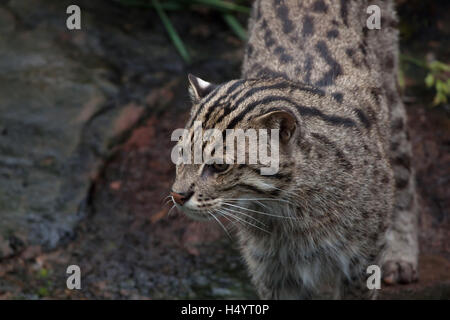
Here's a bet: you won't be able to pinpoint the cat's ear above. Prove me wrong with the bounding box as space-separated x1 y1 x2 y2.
254 110 298 143
188 74 217 102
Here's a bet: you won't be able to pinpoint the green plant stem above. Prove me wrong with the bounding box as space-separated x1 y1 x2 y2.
222 13 247 41
193 0 251 13
400 54 427 69
114 0 184 10
152 0 191 64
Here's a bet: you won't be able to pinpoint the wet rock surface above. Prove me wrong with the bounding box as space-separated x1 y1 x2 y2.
0 0 116 256
0 0 449 299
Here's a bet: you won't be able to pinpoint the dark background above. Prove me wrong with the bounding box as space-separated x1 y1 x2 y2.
0 0 448 299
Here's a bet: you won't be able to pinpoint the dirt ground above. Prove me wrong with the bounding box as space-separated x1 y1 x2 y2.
0 0 449 299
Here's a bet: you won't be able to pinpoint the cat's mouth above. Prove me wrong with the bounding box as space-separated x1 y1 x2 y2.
176 204 215 221
172 196 225 221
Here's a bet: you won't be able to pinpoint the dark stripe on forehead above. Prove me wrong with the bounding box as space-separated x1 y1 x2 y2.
207 82 292 129
203 80 327 132
201 83 224 106
226 79 245 95
195 80 288 134
233 82 291 106
226 96 283 130
189 80 244 128
201 80 250 129
227 81 325 120
212 105 232 128
188 85 223 128
297 105 356 128
226 95 357 130
227 82 251 102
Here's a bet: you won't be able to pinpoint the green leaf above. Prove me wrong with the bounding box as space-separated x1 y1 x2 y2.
425 73 434 87
433 91 447 106
442 81 450 95
435 61 450 72
436 79 443 91
152 0 191 64
223 13 247 41
38 287 49 297
38 268 49 278
400 54 427 68
398 68 405 90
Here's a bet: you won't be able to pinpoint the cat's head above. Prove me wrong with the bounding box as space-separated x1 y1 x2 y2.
170 74 308 222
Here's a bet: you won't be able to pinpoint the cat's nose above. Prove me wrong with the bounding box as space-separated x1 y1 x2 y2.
170 191 194 206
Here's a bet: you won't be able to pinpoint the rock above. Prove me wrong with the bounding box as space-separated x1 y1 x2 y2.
0 7 15 34
0 3 120 256
211 287 233 297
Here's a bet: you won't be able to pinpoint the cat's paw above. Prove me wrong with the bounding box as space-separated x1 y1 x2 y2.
382 260 418 285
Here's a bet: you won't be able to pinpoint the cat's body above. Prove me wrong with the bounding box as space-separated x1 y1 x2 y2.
171 0 418 299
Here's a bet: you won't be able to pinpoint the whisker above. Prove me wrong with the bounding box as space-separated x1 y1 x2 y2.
221 203 268 225
163 195 176 207
213 212 239 234
219 206 268 227
207 210 232 240
255 200 269 210
213 209 239 231
161 195 173 205
167 204 177 216
218 208 271 234
223 202 299 220
223 197 296 207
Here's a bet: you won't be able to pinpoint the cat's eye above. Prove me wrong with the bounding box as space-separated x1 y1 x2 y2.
212 163 229 173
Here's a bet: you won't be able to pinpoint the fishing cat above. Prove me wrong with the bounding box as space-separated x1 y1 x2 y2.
171 0 418 299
